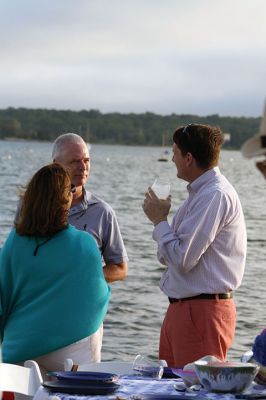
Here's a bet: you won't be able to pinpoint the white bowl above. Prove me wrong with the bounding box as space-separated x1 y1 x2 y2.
194 361 259 393
171 368 200 386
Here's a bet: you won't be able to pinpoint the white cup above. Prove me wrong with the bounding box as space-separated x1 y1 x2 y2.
151 178 170 200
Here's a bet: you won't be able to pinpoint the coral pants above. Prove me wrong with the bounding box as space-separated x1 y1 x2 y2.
159 298 236 368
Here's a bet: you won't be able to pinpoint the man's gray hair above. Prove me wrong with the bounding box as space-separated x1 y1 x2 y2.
52 133 90 160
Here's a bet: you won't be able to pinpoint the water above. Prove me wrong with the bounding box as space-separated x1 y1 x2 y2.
0 140 265 363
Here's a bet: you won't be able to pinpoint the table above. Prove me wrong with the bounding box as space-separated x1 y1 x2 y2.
33 376 266 400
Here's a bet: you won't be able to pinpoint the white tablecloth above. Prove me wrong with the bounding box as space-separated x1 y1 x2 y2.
33 376 266 400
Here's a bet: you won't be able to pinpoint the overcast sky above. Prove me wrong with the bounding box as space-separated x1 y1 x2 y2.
1 0 266 117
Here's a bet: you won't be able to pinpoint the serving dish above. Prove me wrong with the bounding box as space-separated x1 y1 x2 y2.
194 361 259 393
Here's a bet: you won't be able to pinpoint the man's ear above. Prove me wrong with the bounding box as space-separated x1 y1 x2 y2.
185 152 194 166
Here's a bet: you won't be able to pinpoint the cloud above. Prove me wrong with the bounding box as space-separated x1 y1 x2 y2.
1 0 266 116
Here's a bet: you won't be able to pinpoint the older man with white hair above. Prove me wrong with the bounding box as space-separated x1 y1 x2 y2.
52 133 128 283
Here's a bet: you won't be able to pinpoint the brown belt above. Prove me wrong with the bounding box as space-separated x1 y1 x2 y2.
168 292 233 303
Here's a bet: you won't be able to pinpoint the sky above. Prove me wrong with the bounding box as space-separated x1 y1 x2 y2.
1 0 266 117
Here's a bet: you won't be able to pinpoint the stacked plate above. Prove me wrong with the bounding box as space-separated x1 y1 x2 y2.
42 371 120 395
162 367 178 379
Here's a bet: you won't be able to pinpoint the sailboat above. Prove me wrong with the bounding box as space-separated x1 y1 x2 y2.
158 132 169 162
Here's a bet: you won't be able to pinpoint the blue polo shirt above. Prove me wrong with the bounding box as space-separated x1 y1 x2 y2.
68 189 128 265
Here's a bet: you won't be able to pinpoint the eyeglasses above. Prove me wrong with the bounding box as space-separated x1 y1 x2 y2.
70 184 76 194
182 123 196 135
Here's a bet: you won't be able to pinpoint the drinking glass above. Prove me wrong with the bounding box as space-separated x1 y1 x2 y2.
151 178 170 200
133 354 166 379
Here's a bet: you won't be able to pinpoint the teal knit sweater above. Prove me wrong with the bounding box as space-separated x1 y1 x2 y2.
0 225 111 363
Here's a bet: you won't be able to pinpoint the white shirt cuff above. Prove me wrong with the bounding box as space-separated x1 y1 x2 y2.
152 220 171 242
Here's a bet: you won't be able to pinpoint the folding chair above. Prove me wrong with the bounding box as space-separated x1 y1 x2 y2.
0 360 43 398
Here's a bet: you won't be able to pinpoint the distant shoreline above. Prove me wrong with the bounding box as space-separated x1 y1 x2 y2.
0 107 261 150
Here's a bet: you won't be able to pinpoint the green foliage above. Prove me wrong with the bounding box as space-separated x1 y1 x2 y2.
0 107 260 149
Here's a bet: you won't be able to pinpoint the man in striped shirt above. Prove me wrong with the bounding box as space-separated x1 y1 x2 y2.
143 124 247 368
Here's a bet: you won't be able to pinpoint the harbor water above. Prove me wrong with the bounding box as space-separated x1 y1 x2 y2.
0 140 265 363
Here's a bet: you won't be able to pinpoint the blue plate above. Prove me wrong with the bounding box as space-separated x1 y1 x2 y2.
48 371 118 383
162 367 178 379
42 380 119 395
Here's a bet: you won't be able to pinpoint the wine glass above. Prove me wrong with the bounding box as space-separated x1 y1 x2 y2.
133 354 166 379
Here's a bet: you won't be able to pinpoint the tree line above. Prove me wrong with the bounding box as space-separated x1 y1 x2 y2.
0 107 261 149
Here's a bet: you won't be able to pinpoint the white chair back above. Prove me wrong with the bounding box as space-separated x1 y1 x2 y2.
0 360 43 396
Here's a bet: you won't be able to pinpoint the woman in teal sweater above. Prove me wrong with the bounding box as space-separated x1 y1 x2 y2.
0 163 111 372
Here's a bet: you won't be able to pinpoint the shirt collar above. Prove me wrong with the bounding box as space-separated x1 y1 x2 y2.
187 166 220 194
83 188 99 206
68 187 99 216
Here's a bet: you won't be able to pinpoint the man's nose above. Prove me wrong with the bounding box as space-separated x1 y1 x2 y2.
78 160 87 169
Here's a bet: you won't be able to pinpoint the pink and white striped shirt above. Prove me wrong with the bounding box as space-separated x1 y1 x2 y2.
153 167 247 299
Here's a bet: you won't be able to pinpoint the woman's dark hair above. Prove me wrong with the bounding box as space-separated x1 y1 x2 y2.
173 124 224 169
16 163 71 237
